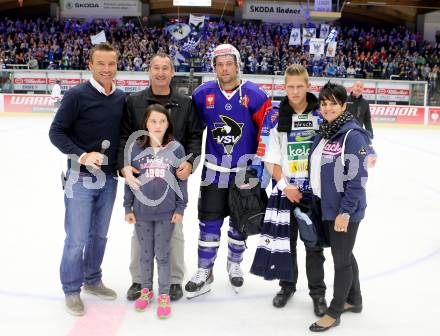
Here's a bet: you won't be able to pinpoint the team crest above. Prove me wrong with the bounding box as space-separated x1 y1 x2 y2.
240 94 250 108
206 94 215 109
211 115 244 156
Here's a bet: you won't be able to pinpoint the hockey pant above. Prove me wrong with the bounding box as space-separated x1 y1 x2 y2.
198 218 246 269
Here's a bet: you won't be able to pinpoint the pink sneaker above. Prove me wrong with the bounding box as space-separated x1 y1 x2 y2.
157 294 171 319
134 288 153 311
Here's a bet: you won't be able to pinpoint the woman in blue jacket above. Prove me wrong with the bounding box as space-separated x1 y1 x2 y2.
308 83 370 332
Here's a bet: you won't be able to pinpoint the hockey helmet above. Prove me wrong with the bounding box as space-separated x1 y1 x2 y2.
211 44 241 69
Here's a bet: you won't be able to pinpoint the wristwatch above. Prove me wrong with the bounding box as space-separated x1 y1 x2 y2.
340 213 350 220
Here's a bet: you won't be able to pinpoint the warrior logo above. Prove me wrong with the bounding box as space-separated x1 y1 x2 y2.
211 115 243 155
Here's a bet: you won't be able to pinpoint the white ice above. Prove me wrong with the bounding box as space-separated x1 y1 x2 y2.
0 116 439 336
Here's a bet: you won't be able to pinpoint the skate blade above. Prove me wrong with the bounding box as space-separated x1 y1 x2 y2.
186 284 211 299
231 284 242 294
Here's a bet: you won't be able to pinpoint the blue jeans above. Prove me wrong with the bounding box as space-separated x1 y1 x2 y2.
60 171 118 295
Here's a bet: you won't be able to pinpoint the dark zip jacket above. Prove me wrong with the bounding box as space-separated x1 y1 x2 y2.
117 86 203 170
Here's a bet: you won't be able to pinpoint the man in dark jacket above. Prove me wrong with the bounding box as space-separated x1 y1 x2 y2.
117 53 203 302
346 81 374 139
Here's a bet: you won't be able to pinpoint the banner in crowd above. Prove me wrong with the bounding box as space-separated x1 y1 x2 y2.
60 0 141 18
326 41 337 57
289 28 301 46
309 38 325 55
167 14 205 65
91 30 106 45
167 24 191 41
189 14 205 30
303 28 316 46
320 24 330 39
325 28 338 44
243 1 306 22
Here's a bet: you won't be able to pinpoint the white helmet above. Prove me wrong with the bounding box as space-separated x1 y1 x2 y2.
211 44 241 69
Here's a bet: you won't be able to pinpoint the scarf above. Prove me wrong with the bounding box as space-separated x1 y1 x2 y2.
250 186 293 281
319 110 354 139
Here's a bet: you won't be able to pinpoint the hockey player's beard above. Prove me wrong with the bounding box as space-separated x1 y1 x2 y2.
218 74 240 91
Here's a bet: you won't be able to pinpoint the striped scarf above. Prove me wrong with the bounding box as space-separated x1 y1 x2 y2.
250 185 293 281
318 110 353 139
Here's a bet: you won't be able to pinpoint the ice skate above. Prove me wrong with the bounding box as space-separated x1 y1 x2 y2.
227 261 244 293
185 268 213 299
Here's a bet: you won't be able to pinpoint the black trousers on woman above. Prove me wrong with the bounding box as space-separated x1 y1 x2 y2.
322 220 363 319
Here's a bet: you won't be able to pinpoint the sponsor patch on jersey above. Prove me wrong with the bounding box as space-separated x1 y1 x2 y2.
211 115 244 156
293 120 313 128
288 129 316 142
240 94 250 108
225 103 232 111
287 142 312 161
206 94 215 109
288 160 308 174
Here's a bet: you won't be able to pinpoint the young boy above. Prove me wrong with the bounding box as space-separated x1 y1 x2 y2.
251 64 327 316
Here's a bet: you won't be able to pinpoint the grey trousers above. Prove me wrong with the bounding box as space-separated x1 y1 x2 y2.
135 220 175 294
130 220 185 285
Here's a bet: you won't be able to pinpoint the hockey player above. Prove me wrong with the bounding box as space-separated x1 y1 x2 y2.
185 44 272 298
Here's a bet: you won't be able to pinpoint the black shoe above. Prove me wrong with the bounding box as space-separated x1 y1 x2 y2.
126 282 141 301
343 303 362 313
313 297 328 317
272 287 294 308
309 317 340 332
170 284 183 301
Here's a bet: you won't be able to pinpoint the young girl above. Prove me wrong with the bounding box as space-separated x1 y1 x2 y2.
124 104 188 319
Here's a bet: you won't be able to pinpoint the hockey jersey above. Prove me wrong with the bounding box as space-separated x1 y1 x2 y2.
192 80 272 170
264 94 323 193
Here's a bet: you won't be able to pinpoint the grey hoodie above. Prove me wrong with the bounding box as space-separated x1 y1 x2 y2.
124 140 188 221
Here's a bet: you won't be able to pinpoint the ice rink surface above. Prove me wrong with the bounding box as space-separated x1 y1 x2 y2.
0 115 439 336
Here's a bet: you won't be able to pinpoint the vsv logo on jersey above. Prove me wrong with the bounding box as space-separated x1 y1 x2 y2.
211 115 244 155
206 94 215 109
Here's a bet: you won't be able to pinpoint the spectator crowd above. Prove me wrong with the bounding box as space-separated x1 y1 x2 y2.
0 17 439 85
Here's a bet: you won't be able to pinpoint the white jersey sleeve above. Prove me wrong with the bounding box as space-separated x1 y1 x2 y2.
263 124 282 165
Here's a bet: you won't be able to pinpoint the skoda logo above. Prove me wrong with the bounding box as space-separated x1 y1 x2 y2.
66 1 73 9
225 103 232 111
